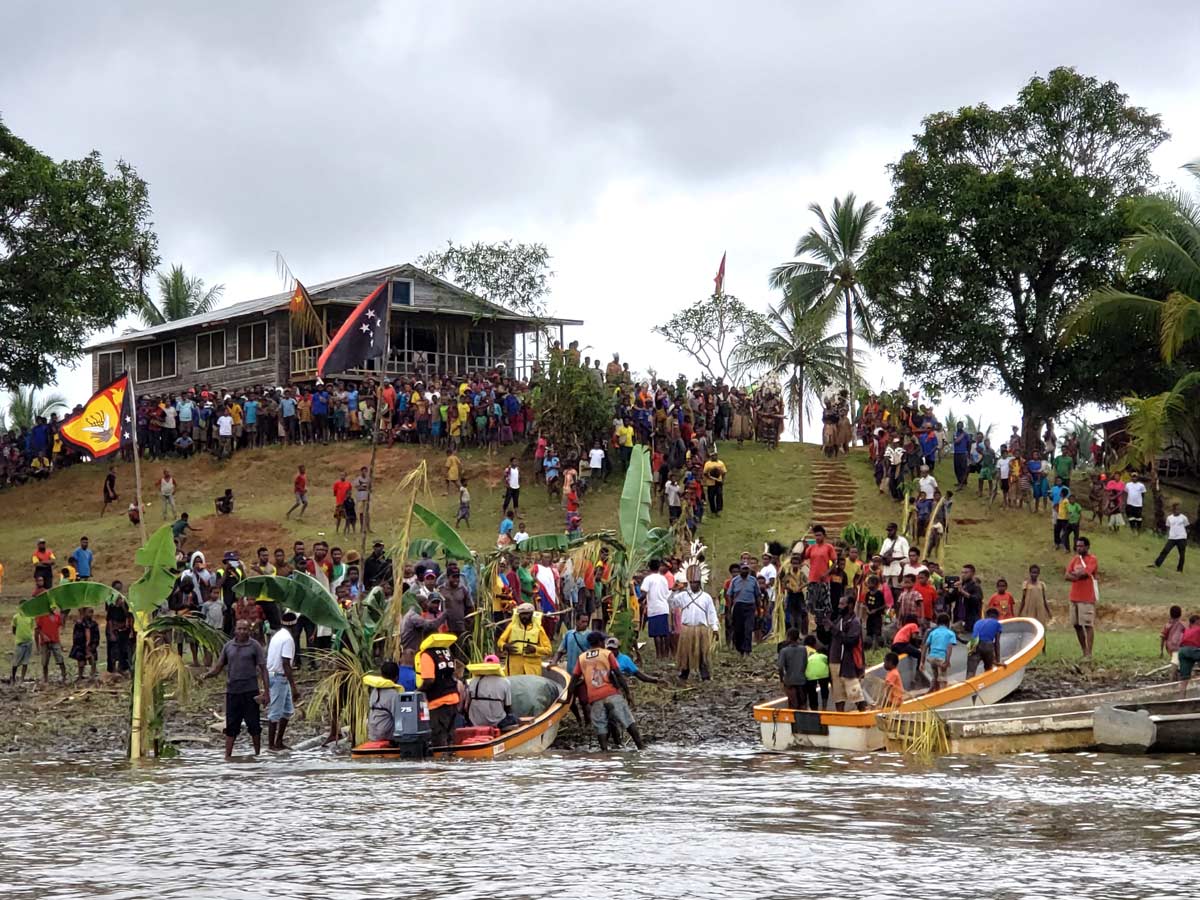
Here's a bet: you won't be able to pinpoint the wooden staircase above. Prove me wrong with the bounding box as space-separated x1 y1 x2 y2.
809 455 857 536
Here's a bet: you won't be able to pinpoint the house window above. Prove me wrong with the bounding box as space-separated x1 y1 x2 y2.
96 350 124 386
195 330 226 371
135 342 177 382
467 330 492 358
236 321 268 363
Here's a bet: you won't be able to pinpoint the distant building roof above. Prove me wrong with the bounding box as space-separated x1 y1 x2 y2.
86 262 581 350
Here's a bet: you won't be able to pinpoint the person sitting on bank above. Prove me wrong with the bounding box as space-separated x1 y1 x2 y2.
967 608 1006 677
466 654 519 731
366 660 407 744
496 602 552 676
214 489 234 515
890 615 923 659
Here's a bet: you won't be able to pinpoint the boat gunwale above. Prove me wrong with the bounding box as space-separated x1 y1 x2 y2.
753 618 1045 728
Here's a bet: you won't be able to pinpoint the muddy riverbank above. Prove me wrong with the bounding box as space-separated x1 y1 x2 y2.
1 642 1174 756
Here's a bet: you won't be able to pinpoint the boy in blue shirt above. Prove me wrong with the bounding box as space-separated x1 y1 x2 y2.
967 608 1005 676
922 613 958 691
605 637 660 684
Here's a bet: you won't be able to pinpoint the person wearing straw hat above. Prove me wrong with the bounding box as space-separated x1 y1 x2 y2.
496 602 551 676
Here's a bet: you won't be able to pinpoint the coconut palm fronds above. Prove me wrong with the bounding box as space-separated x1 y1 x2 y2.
304 650 371 745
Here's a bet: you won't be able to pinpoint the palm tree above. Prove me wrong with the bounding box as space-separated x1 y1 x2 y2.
770 193 880 386
731 289 858 441
1068 159 1200 361
2 386 68 432
138 264 224 326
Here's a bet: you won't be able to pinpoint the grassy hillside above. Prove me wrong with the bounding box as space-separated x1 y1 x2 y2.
0 440 814 600
839 448 1190 612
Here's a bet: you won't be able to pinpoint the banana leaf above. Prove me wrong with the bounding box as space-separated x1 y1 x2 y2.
128 567 179 615
517 533 575 553
642 527 674 562
134 524 178 569
20 581 124 617
233 572 348 631
142 615 229 654
411 503 474 560
408 538 445 561
619 445 653 557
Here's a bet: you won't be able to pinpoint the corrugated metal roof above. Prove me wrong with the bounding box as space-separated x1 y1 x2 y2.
86 263 579 349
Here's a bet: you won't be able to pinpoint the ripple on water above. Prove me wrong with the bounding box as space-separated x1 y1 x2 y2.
0 749 1198 899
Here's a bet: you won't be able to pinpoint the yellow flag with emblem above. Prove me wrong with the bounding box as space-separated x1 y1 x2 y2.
59 372 131 458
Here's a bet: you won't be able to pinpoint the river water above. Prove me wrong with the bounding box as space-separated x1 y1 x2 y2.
1 746 1197 899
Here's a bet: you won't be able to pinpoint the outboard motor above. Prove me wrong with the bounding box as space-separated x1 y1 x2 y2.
391 691 433 758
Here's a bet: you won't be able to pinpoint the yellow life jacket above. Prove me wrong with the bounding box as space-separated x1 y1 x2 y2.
363 674 399 690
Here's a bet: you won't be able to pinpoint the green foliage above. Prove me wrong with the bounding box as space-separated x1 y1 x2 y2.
128 525 180 614
1 387 68 433
411 503 474 560
652 292 763 383
517 533 574 553
0 116 158 388
771 193 880 384
233 573 348 631
21 581 123 617
417 240 552 317
840 523 882 558
862 67 1168 440
529 353 613 451
731 287 860 440
138 264 224 327
619 446 654 568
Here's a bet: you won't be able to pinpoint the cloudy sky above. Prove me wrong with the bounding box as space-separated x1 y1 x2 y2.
4 0 1199 437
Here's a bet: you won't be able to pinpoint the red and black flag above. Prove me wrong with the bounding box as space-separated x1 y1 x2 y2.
59 372 134 458
316 283 389 379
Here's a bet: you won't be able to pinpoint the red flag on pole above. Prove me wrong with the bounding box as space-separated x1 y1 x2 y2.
714 251 726 296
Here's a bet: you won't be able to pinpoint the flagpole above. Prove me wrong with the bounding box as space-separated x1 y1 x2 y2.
125 368 149 760
360 280 393 562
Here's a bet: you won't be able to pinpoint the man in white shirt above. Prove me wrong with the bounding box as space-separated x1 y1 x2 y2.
879 522 910 588
670 569 720 681
918 466 938 500
901 547 928 581
1153 501 1190 573
588 443 607 486
884 438 905 499
216 407 234 460
503 457 521 516
266 611 300 751
640 559 673 659
513 520 530 544
1124 473 1147 534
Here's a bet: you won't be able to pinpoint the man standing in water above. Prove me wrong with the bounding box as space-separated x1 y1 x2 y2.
202 618 270 759
1065 536 1099 660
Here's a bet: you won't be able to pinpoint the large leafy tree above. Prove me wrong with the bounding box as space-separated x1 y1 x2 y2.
0 117 158 388
652 292 763 384
138 264 224 326
770 193 879 386
731 288 858 441
861 68 1168 446
529 355 612 451
417 240 552 317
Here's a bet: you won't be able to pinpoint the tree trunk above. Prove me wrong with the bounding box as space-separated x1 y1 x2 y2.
845 293 854 389
1021 410 1043 456
797 367 805 443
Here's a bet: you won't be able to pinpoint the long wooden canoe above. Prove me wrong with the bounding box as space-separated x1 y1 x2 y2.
754 618 1045 752
351 666 571 761
879 681 1199 754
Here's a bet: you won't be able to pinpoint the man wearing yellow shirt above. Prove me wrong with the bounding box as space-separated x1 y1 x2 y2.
702 451 727 516
229 400 244 447
616 418 634 470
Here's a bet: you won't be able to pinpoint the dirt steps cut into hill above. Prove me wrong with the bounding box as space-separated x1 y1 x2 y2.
808 455 857 535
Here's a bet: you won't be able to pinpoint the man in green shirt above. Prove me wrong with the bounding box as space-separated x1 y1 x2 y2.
11 610 34 682
1053 452 1074 484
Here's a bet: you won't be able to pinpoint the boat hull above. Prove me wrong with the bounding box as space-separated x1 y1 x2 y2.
1094 697 1200 754
882 682 1199 755
755 618 1044 753
352 667 571 761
